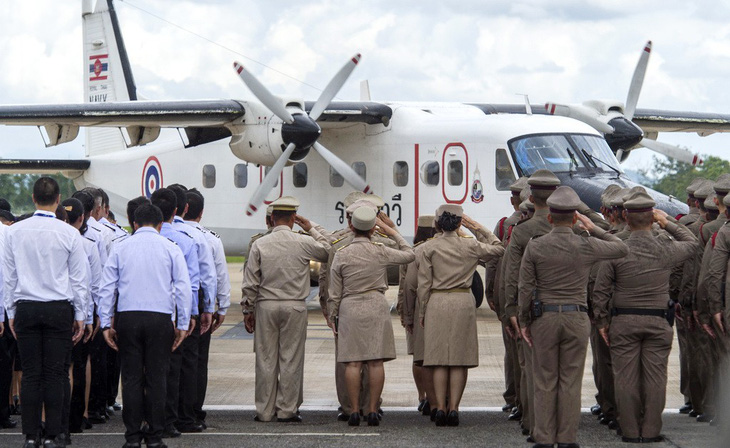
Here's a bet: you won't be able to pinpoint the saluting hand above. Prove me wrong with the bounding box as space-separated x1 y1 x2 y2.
72 320 85 344
172 328 187 352
295 215 313 232
378 212 396 229
103 328 118 351
461 214 480 231
375 217 398 237
575 213 595 233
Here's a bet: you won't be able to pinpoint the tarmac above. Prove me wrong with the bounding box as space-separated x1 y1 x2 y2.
0 262 725 447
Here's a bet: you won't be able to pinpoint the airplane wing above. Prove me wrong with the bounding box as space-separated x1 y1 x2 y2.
631 108 730 134
0 159 90 174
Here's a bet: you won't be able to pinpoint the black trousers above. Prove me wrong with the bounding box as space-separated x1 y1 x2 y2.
61 346 73 435
164 344 183 428
15 300 73 438
0 313 14 422
68 339 89 431
177 318 200 427
194 327 212 423
88 329 108 414
117 311 173 444
106 347 120 406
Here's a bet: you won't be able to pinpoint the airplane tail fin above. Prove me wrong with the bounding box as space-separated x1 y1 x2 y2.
82 0 137 156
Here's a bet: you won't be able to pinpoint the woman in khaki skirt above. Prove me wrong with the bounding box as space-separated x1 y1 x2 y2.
418 205 504 426
329 206 415 427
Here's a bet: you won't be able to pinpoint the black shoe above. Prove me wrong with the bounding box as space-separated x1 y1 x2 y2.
697 414 713 423
367 412 379 427
434 410 447 426
689 410 699 417
121 443 141 448
106 406 115 416
161 426 180 438
446 410 459 427
23 439 39 448
87 412 106 424
502 403 514 412
679 403 692 414
337 412 349 422
522 428 530 435
145 444 167 448
508 408 522 421
42 438 61 448
599 416 610 425
590 404 602 415
348 413 360 426
81 418 92 430
421 400 431 416
710 418 718 427
597 413 605 421
621 436 642 443
1 418 17 428
557 444 580 448
177 423 205 432
532 444 554 448
196 420 207 430
277 416 302 423
430 408 437 422
641 436 664 443
607 420 619 430
62 434 71 446
526 435 535 443
112 402 122 411
418 400 426 412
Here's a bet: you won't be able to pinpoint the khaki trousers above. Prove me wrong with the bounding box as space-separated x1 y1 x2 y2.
531 312 590 445
610 315 672 439
254 301 307 421
676 319 691 402
590 325 616 419
502 324 519 407
686 327 713 414
518 336 534 433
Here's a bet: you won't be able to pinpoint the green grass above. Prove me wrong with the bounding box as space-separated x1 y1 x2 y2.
226 256 245 263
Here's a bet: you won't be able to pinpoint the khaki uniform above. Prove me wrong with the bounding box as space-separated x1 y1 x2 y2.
593 222 697 439
518 226 628 445
503 208 552 432
401 238 438 363
418 229 504 367
675 208 698 404
241 225 329 421
329 234 414 363
485 210 521 408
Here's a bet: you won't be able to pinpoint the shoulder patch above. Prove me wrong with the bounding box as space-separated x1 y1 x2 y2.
336 243 351 252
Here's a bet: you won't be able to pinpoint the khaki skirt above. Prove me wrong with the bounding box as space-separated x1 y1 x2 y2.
423 291 479 368
337 291 396 363
413 299 426 363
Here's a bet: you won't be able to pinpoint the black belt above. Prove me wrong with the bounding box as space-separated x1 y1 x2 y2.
612 307 667 317
542 304 588 313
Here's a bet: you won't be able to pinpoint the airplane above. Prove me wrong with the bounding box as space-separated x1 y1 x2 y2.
2 0 730 257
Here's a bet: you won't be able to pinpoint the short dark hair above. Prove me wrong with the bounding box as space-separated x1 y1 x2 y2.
550 212 574 226
99 189 110 208
168 185 187 216
108 210 116 221
72 190 94 217
134 204 164 228
150 188 178 222
127 196 151 228
531 189 553 207
626 211 653 229
61 198 86 233
436 212 461 232
82 187 103 209
271 210 295 223
184 190 204 220
33 177 60 206
0 198 11 212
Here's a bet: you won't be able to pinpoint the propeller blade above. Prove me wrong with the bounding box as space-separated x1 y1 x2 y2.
309 54 362 121
545 103 614 134
625 41 652 121
245 143 297 216
233 62 294 124
640 138 703 166
313 141 371 193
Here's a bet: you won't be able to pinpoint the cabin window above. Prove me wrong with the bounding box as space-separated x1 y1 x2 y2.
202 164 216 188
495 148 516 191
352 161 367 180
330 166 344 187
293 163 308 188
234 164 247 188
264 166 279 187
393 161 408 187
420 160 440 186
448 160 464 186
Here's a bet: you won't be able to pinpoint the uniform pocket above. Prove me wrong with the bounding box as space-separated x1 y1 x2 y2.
292 305 306 313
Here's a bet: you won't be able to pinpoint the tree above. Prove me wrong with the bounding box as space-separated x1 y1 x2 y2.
642 156 730 202
0 174 77 215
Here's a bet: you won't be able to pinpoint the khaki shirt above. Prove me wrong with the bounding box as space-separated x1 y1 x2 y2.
485 211 521 306
679 208 700 226
592 222 698 328
329 233 414 320
695 215 729 321
503 208 553 319
417 229 504 320
517 226 628 328
677 215 708 309
704 222 730 317
242 225 329 310
399 237 439 327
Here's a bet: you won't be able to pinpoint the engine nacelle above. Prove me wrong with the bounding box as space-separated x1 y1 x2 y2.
227 101 312 166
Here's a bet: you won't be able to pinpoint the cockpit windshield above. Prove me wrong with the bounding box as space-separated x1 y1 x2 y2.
509 133 622 176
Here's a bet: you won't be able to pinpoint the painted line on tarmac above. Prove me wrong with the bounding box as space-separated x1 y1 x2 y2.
202 405 683 413
0 432 379 437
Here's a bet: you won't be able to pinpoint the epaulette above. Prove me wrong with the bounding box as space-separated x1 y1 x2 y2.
298 230 310 235
413 238 433 247
166 238 178 246
112 234 127 242
177 229 194 239
530 234 543 241
331 237 346 245
90 226 102 233
84 236 95 243
459 235 474 239
371 241 384 246
514 219 530 227
204 226 220 238
336 243 351 252
375 231 389 238
115 223 129 233
102 222 117 232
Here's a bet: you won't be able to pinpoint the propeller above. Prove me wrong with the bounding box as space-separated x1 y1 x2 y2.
545 41 703 166
233 54 371 216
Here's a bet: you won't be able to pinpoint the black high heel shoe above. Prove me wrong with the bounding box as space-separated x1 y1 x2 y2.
421 400 431 416
447 410 459 426
434 410 447 426
367 412 379 426
348 413 360 426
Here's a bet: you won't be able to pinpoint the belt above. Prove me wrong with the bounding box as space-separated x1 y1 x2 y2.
432 288 470 294
612 307 667 317
542 304 588 313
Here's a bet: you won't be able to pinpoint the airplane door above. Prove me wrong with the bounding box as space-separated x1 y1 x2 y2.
442 143 469 204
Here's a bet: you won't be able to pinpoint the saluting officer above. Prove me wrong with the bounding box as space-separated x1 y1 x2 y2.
241 196 330 423
503 169 561 434
99 203 192 448
593 191 697 443
4 177 89 448
518 186 628 448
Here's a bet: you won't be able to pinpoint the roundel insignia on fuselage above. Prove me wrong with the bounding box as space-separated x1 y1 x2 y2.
142 156 163 199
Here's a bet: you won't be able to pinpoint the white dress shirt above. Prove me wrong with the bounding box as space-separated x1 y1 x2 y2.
173 216 216 313
186 221 231 315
